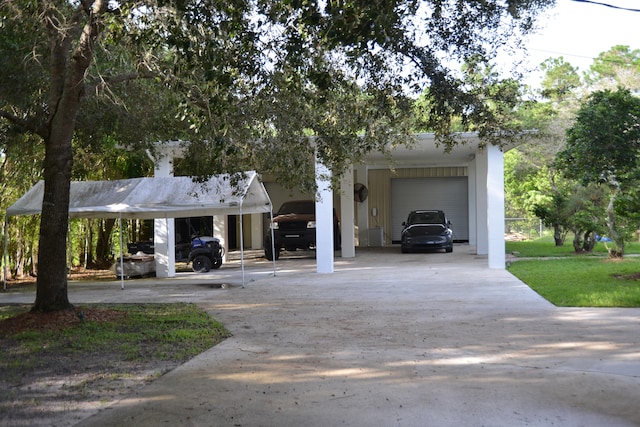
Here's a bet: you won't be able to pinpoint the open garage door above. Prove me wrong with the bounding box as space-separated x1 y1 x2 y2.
391 177 469 242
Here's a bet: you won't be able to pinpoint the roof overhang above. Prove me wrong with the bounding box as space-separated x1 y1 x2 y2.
365 132 528 168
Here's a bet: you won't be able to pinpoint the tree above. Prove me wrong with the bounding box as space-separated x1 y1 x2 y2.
539 57 582 102
1 0 555 312
585 45 640 91
557 88 640 258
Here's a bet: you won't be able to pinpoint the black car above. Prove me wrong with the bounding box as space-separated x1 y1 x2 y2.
265 200 341 261
401 210 453 253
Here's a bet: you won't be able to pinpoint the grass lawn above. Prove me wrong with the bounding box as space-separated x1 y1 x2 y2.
507 237 640 307
506 235 640 258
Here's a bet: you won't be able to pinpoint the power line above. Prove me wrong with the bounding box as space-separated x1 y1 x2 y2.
529 47 638 67
529 48 597 61
571 0 640 12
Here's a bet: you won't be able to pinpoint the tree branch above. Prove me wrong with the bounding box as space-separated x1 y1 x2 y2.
0 110 43 137
84 70 158 96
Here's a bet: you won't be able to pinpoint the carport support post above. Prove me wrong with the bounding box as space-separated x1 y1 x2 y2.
486 144 506 269
475 145 506 269
340 166 355 258
152 147 176 278
315 158 334 273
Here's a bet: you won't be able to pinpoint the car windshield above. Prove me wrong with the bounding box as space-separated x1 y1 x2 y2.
277 201 315 215
408 211 445 225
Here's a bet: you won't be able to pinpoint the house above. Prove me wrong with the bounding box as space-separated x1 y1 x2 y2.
150 132 508 277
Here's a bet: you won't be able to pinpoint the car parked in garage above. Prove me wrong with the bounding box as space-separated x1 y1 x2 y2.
265 200 341 261
401 210 453 253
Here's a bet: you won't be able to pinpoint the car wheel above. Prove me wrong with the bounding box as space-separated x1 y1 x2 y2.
265 244 280 261
211 257 223 269
445 247 453 253
192 255 212 273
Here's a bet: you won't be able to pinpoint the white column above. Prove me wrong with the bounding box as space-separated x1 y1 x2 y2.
315 158 334 273
340 166 355 258
487 144 506 269
467 158 477 247
475 149 488 256
251 213 263 249
355 164 369 247
153 155 176 278
214 215 228 262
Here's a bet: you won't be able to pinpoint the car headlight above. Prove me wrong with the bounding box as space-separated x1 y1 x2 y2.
307 221 316 229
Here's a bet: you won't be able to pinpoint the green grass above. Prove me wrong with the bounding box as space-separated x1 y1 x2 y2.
508 256 640 307
506 235 640 258
0 303 231 372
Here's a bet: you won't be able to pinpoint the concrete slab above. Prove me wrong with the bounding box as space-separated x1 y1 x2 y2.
3 245 640 426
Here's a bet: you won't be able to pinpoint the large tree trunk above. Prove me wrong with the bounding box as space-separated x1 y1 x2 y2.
34 139 73 311
32 1 106 312
33 92 78 311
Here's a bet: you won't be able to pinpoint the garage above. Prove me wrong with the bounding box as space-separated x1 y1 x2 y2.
390 177 469 243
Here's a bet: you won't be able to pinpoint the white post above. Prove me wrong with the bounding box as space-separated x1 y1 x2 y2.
339 166 355 258
355 164 369 247
475 149 488 256
487 144 506 269
250 213 262 249
119 215 125 290
315 157 334 273
152 146 176 278
214 215 228 262
467 158 477 247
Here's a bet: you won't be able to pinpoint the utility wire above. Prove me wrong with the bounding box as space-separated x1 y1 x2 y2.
571 0 640 13
529 47 638 66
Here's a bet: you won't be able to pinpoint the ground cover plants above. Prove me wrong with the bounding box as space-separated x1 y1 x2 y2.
0 302 231 426
507 237 640 307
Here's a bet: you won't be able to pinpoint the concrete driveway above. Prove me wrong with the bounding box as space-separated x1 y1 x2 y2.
4 245 640 426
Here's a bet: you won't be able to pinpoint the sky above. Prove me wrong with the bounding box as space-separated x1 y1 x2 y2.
517 0 639 87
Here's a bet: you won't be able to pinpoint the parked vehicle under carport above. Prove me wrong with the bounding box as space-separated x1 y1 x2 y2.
127 235 224 274
400 210 453 253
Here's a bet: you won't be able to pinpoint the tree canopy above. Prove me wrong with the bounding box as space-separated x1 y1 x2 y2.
556 88 640 257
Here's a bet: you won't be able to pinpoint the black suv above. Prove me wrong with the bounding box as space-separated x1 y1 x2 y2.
264 200 341 260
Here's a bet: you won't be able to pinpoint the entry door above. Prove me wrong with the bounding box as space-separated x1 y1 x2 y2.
391 177 469 242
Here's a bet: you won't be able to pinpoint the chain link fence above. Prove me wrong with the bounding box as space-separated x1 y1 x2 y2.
505 218 544 241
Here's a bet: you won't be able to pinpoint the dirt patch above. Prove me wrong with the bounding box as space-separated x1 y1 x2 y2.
0 306 127 334
0 303 196 427
4 266 116 290
613 272 640 281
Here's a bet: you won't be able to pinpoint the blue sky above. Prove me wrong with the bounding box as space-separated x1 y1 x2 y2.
520 0 639 86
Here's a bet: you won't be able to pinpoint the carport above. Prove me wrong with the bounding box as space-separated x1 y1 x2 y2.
3 171 273 290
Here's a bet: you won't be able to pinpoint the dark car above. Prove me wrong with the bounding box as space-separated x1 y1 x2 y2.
265 200 341 261
401 210 453 253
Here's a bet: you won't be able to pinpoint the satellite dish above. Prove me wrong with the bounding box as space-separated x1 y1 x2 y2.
354 183 368 203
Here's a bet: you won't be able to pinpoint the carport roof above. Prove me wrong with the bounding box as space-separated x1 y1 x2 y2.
6 171 272 219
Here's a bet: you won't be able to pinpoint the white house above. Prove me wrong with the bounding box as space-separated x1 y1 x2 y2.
150 132 509 277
